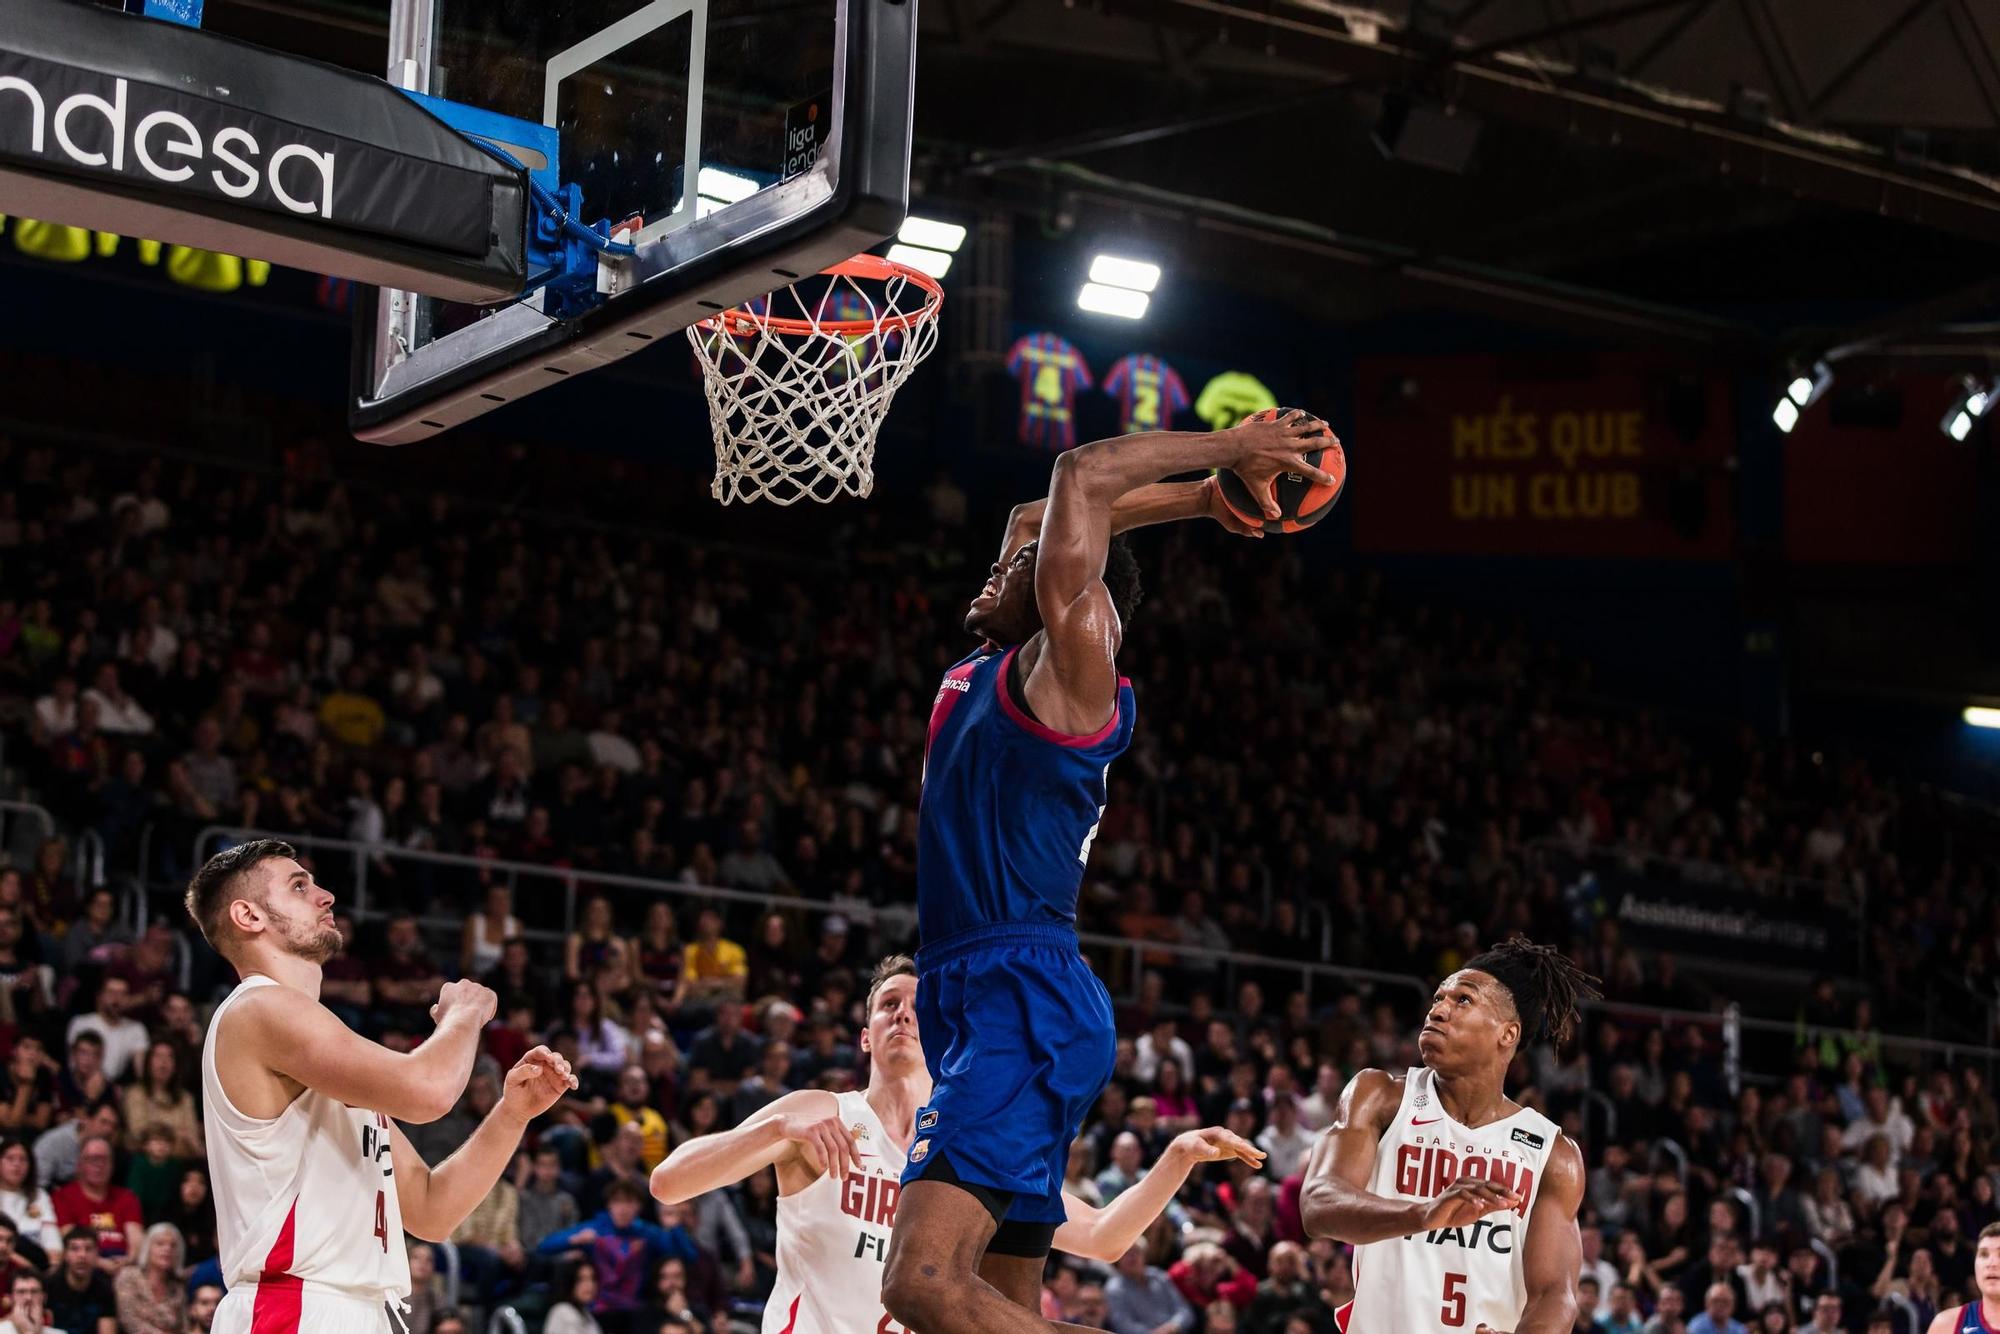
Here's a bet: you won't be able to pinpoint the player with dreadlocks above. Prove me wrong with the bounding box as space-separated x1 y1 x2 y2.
1301 936 1601 1334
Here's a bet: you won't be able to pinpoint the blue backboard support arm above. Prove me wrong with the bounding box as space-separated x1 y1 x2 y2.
398 89 636 316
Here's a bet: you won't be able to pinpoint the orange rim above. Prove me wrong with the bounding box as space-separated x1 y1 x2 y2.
699 254 944 338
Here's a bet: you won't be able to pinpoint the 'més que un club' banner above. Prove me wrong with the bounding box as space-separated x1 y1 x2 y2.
1351 354 1734 559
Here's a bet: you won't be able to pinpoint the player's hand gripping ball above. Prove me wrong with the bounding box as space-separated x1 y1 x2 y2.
1215 406 1348 534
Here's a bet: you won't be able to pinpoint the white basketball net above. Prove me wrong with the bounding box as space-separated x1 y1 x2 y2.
688 261 942 505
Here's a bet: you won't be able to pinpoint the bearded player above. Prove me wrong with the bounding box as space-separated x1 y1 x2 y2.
1300 937 1599 1334
1928 1222 2000 1334
651 954 1262 1333
185 839 577 1333
880 411 1336 1334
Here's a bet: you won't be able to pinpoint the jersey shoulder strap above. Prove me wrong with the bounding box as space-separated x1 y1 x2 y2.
835 1088 871 1127
1397 1066 1431 1120
204 975 289 1130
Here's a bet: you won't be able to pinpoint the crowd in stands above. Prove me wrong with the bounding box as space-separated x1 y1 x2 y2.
0 432 1996 1332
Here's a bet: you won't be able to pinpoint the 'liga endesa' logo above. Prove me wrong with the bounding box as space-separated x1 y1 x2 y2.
0 74 336 217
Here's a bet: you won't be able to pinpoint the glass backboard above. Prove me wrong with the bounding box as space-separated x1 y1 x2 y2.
349 0 915 443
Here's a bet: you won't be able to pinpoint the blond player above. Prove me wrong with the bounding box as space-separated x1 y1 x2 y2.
1927 1221 2000 1334
185 839 577 1333
651 954 1262 1334
1301 938 1598 1334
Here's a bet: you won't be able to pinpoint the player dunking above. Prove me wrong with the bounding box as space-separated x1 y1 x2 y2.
1928 1222 2000 1333
185 840 577 1333
1301 938 1599 1334
881 412 1336 1334
650 954 1261 1333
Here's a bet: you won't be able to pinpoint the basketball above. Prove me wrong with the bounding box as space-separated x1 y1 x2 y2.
1214 407 1349 534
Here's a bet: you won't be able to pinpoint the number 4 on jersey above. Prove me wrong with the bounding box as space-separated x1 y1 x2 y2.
1078 764 1110 864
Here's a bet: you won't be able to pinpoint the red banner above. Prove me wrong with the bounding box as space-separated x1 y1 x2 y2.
1351 354 1735 559
1784 374 1977 565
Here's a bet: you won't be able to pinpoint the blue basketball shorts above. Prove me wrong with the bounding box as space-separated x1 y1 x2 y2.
901 922 1117 1226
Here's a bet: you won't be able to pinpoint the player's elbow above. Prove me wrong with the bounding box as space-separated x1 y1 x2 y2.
648 1161 690 1205
1298 1185 1346 1242
1051 442 1118 501
1076 1238 1125 1264
1058 1225 1120 1264
1536 1288 1578 1327
399 1073 463 1125
400 1209 450 1244
1297 1183 1329 1236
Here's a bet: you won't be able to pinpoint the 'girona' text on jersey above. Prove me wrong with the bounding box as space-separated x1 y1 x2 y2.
840 1174 900 1228
1392 1144 1535 1217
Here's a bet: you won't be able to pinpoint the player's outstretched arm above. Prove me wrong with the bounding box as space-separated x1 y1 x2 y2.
1054 1126 1263 1261
225 978 496 1125
1300 1068 1527 1246
649 1088 849 1203
393 1046 578 1242
1475 1135 1584 1334
1030 414 1332 727
997 481 1261 566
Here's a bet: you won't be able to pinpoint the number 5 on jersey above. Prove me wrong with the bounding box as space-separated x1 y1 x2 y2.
1440 1272 1467 1327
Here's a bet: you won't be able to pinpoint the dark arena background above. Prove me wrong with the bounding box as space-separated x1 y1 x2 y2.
4 0 2000 1331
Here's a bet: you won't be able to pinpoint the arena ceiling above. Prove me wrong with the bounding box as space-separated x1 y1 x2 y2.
908 0 2000 348
204 0 2000 351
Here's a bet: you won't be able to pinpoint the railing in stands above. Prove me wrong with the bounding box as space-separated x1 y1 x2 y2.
1580 1089 1615 1148
1813 1239 1839 1291
1728 1185 1760 1240
73 829 105 892
0 803 109 916
1651 1137 1689 1188
0 800 54 874
189 825 1435 1016
186 825 2000 1077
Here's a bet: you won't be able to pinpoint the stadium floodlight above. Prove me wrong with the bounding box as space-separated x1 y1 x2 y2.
898 217 968 253
1789 361 1833 406
1774 359 1833 433
1088 254 1162 293
886 243 952 279
1964 706 2000 730
1942 376 1999 442
1077 282 1149 319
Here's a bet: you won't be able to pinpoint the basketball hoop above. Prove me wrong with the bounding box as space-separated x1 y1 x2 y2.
689 254 943 505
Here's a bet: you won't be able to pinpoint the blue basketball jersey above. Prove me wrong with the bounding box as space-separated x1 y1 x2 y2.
1953 1304 1997 1333
916 644 1135 941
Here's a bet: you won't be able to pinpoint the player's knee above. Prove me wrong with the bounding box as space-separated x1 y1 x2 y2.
881 1254 952 1329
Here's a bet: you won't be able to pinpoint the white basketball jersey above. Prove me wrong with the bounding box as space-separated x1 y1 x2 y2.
764 1089 910 1334
202 976 412 1300
1345 1067 1559 1334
